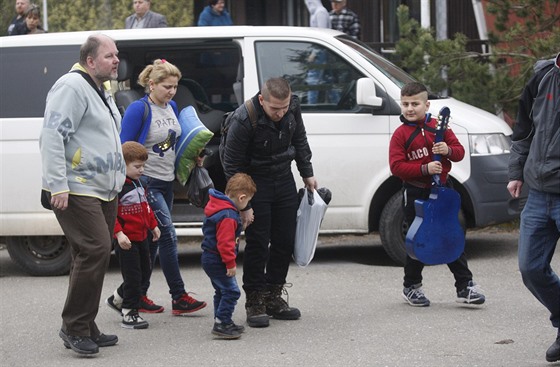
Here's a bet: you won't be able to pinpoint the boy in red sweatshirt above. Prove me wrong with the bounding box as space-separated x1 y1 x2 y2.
201 173 257 339
106 141 161 329
389 82 485 307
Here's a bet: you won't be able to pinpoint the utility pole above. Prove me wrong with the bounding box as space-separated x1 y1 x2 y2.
435 0 448 97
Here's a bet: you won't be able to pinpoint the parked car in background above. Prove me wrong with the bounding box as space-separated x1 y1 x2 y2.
0 26 526 275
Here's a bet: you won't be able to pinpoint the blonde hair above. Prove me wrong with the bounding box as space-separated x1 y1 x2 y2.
225 173 257 198
137 59 182 91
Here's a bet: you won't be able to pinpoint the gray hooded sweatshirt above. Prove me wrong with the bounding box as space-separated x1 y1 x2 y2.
40 70 126 201
305 0 331 28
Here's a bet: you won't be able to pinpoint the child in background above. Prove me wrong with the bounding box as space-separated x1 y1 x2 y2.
201 173 257 339
389 82 485 307
106 141 161 329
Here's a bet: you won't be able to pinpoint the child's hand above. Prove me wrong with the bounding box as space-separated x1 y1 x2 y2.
226 266 236 277
151 227 161 241
116 231 131 250
432 142 449 156
427 161 443 175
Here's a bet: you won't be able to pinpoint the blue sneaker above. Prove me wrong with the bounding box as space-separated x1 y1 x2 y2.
403 284 430 307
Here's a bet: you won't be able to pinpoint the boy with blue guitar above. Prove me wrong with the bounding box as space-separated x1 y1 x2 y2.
389 82 485 307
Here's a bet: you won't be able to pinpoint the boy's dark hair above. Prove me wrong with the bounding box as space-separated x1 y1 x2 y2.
208 0 221 5
226 173 257 198
401 82 429 97
122 141 148 164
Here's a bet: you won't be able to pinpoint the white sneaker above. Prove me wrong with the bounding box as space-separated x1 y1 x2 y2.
121 310 149 329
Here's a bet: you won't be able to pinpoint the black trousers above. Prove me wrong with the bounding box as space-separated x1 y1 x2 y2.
115 238 152 310
242 174 298 292
402 185 473 291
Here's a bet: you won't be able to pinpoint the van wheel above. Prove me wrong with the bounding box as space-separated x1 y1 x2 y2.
379 192 407 266
5 236 70 276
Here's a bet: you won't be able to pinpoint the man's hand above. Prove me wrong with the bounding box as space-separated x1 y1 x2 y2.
507 180 523 198
240 209 254 230
51 192 69 211
303 176 318 190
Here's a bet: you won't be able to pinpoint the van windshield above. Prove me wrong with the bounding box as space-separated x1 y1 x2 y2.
337 36 416 89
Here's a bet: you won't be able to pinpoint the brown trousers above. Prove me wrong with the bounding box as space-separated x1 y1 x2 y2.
54 195 117 337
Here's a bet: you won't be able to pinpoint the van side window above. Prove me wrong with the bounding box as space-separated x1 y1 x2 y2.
0 45 79 118
254 41 364 111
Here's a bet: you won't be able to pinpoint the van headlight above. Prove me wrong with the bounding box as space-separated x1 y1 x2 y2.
469 134 511 156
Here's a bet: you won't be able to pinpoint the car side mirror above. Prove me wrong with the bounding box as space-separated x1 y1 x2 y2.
356 78 383 108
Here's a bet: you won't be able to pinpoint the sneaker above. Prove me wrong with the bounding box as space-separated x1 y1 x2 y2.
172 293 207 315
456 281 485 305
245 290 270 328
403 284 431 307
212 322 242 339
139 295 164 313
121 310 149 329
62 332 118 349
59 329 99 355
265 284 301 320
231 323 245 333
105 293 123 314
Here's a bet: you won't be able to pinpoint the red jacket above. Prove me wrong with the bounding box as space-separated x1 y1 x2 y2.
389 115 465 188
114 178 159 241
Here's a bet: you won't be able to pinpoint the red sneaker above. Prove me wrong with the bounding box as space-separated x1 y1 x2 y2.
172 293 207 315
139 295 164 313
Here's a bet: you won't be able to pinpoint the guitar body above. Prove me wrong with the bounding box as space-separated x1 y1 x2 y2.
405 187 465 265
404 106 465 265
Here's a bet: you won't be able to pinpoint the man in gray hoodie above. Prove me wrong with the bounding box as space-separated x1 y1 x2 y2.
508 52 560 363
40 34 126 356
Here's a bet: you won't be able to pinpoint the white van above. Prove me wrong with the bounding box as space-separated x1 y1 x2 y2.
0 26 526 275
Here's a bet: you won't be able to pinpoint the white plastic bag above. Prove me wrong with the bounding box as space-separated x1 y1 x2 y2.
293 188 329 267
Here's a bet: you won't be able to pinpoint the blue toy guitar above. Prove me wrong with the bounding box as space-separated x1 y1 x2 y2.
405 107 465 265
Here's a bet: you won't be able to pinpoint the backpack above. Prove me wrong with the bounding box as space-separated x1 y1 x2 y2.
219 99 258 163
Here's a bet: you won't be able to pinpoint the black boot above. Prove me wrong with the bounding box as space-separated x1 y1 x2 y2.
546 330 560 362
265 284 301 320
245 290 269 328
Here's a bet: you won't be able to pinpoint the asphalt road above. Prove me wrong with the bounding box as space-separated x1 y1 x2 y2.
1 229 559 367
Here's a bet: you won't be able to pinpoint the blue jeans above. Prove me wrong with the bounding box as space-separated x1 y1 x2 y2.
518 189 560 328
140 176 186 300
201 251 240 324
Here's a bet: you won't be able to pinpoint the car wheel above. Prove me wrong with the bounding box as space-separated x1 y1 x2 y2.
379 192 407 266
6 236 70 276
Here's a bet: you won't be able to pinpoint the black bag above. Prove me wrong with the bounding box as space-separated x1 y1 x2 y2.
186 165 214 208
219 99 258 164
40 189 52 210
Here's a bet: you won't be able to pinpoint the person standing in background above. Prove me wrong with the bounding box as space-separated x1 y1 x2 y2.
23 4 46 34
329 0 361 40
305 0 331 29
125 0 167 29
40 34 125 355
197 0 233 26
7 0 30 35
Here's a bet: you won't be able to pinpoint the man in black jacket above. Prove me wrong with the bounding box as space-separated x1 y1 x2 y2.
508 52 560 363
221 77 318 328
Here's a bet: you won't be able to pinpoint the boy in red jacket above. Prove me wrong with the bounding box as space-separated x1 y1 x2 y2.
201 173 256 339
106 141 161 329
389 82 485 307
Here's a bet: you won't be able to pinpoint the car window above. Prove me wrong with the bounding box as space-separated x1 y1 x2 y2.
255 41 365 111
